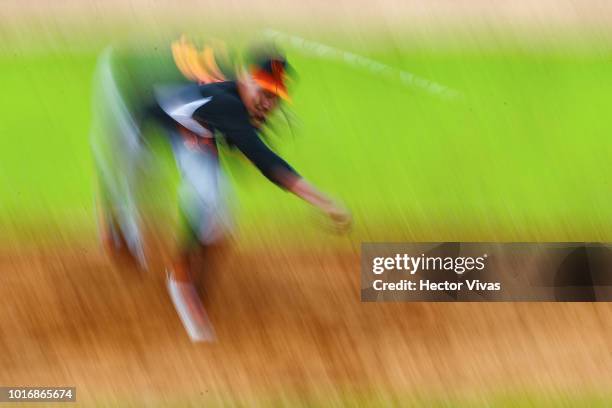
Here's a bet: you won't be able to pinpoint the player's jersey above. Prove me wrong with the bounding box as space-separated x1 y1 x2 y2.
154 83 216 137
151 81 299 189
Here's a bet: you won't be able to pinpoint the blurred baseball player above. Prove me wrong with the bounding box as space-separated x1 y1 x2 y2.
91 38 351 342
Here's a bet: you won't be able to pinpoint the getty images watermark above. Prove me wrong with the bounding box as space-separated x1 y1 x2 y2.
361 243 612 302
371 252 500 292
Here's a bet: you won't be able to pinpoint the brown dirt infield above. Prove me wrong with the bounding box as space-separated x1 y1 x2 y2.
0 234 611 404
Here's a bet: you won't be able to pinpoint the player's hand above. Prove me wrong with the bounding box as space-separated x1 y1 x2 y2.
286 177 352 233
323 202 352 234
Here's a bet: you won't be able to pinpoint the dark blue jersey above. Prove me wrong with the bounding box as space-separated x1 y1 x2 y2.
151 81 299 189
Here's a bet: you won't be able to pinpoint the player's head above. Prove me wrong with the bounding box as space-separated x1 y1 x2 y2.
250 57 290 101
240 45 292 124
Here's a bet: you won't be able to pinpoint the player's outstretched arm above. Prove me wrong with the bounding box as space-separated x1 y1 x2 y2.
221 125 352 232
285 176 352 233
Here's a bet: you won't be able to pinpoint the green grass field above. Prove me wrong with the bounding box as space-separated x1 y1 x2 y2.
1 29 612 406
2 34 612 244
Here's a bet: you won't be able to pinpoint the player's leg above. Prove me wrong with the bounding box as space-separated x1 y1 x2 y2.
94 166 123 254
169 128 232 279
90 47 148 269
165 127 231 342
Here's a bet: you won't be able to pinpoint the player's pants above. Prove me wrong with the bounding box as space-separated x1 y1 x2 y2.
166 126 233 246
91 48 232 268
91 48 148 267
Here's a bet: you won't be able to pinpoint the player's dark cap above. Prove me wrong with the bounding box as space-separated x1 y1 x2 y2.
250 51 292 101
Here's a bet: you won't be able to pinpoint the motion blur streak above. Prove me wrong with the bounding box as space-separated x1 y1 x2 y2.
2 0 612 406
264 29 463 101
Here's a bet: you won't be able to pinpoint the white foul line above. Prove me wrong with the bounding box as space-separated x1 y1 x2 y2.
263 29 463 102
